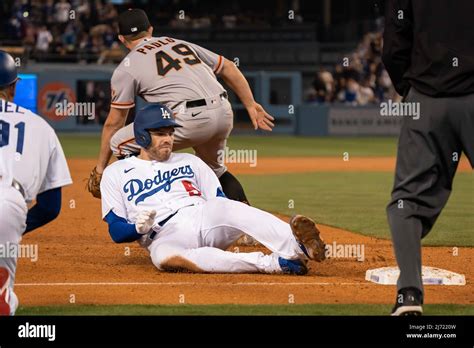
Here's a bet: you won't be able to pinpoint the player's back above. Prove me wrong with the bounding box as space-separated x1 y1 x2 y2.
111 36 225 109
0 100 70 202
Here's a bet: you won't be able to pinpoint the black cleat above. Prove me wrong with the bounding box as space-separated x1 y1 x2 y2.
391 287 423 316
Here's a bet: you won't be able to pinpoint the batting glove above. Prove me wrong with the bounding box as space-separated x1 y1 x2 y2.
135 210 157 235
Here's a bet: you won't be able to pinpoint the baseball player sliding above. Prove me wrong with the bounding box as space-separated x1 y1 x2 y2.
100 104 325 274
0 51 72 315
89 8 274 208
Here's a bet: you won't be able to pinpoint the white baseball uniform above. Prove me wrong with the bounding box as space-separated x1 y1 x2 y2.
109 36 233 177
0 99 72 314
100 153 305 273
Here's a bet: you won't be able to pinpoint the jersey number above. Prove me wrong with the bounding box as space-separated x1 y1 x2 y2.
182 180 201 196
0 120 25 154
155 44 201 76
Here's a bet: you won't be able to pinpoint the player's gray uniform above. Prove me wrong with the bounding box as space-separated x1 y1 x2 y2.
110 37 233 177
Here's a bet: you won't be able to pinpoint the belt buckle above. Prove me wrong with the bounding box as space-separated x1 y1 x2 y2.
11 179 25 198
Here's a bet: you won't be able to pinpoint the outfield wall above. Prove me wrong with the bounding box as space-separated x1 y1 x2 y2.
19 63 401 136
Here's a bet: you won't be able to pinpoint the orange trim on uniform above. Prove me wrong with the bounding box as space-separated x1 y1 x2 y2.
117 137 136 157
111 101 135 109
111 104 135 110
111 101 135 105
214 55 223 74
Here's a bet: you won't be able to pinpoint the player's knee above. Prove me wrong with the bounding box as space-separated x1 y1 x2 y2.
150 244 175 270
150 245 203 273
150 244 188 272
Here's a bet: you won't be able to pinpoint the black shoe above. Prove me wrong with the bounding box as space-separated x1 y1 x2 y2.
391 287 423 316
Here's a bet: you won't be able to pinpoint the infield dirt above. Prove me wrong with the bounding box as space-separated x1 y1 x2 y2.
15 157 473 307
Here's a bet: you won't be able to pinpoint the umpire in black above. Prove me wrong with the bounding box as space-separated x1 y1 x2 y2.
383 0 474 315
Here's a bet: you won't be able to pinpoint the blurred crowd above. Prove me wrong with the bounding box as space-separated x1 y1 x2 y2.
6 0 120 62
5 0 303 62
306 31 400 104
4 1 394 102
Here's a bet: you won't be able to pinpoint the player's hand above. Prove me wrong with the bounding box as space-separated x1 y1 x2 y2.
135 210 157 234
246 102 275 131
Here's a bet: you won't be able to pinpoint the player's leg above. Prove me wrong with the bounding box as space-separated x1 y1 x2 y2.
0 187 27 315
457 93 474 169
200 198 324 262
387 88 462 314
173 100 251 203
148 204 305 274
217 171 250 204
150 242 283 274
194 138 249 203
190 101 250 203
109 123 141 159
193 133 255 246
176 101 255 245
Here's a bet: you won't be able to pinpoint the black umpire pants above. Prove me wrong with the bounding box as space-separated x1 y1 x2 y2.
387 87 474 293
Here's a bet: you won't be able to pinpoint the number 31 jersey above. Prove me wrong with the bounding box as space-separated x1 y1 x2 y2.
110 37 226 110
0 100 72 202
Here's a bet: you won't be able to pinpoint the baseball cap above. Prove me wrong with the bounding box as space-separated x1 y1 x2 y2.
118 9 151 36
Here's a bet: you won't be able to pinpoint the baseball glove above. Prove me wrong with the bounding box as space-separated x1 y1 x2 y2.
87 167 102 198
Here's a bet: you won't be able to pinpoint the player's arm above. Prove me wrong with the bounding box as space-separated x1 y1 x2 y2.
218 58 274 131
100 168 156 243
26 127 73 233
96 68 136 173
382 0 413 96
185 41 274 131
104 211 141 243
104 210 156 243
96 107 129 173
24 188 62 234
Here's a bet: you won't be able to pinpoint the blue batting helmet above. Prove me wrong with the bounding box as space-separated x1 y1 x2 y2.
133 103 182 148
0 51 18 88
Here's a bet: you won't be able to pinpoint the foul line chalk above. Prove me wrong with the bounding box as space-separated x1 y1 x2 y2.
15 281 366 287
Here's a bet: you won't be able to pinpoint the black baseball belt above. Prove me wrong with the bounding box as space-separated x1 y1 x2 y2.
148 202 200 240
148 210 179 240
171 92 228 110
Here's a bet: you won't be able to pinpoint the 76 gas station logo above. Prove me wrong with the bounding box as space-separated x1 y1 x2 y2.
38 82 76 122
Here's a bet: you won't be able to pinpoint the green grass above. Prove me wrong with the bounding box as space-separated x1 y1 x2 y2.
58 134 398 158
16 304 474 316
226 135 398 157
58 134 472 246
59 134 101 158
240 172 474 246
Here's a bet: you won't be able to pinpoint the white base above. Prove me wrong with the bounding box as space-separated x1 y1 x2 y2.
365 266 466 285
